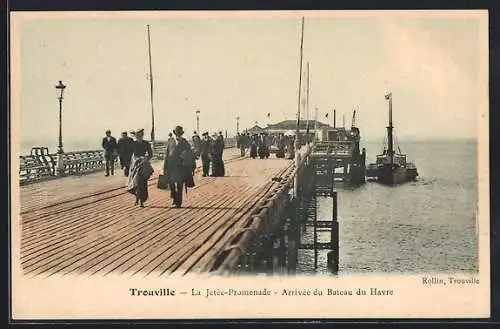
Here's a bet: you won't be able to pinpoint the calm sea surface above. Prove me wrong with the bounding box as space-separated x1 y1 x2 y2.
297 140 479 274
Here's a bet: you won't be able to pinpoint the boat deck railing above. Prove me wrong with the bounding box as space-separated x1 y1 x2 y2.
311 141 354 157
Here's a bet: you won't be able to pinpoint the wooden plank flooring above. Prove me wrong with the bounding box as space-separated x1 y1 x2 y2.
20 152 294 276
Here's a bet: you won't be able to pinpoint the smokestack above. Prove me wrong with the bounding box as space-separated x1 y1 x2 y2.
333 109 336 128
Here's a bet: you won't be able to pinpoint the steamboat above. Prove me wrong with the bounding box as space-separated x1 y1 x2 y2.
366 92 418 185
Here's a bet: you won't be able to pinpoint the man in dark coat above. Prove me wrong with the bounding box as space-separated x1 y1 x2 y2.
102 130 117 176
163 126 195 208
199 132 212 177
211 132 225 176
238 133 246 157
117 131 135 176
218 131 225 156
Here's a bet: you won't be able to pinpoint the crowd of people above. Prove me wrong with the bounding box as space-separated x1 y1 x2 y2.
100 127 303 209
236 132 296 159
100 127 228 209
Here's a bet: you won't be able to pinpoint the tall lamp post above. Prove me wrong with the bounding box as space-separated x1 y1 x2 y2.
195 110 200 133
236 116 240 134
55 80 66 176
55 80 66 154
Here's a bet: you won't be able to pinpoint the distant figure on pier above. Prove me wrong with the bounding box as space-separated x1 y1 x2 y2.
192 131 201 159
211 132 225 176
164 126 196 208
200 132 212 177
126 129 154 208
250 134 258 159
102 130 117 177
117 131 134 176
218 131 225 156
276 133 286 158
237 133 246 157
258 132 270 159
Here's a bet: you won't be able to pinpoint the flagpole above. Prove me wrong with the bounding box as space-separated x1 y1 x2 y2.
295 17 305 149
314 107 318 134
147 24 155 142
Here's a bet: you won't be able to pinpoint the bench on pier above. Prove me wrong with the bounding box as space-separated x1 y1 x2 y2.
19 155 53 184
19 147 57 185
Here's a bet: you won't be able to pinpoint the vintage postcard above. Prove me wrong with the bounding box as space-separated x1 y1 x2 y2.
10 10 489 319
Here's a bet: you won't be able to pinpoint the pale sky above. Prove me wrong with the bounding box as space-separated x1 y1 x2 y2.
12 11 487 146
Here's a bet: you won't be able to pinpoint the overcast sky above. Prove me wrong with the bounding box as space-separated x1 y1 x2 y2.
12 11 487 146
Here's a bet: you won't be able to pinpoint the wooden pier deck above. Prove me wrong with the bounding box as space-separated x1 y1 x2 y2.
20 148 296 276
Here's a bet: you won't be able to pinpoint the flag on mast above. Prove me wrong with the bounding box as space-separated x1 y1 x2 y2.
325 113 329 118
385 92 392 100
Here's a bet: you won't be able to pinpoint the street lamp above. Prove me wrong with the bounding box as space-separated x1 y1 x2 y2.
55 80 66 154
195 110 200 133
236 116 240 134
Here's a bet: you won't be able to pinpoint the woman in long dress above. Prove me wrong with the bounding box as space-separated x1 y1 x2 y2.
126 129 154 207
250 134 258 159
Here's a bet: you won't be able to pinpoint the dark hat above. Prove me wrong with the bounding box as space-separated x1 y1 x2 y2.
218 131 222 134
105 129 111 133
121 131 127 135
174 126 184 136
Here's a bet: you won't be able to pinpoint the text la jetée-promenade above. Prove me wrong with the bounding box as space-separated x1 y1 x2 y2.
129 288 395 298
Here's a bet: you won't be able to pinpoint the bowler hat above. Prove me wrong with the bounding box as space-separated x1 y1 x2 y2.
174 126 184 136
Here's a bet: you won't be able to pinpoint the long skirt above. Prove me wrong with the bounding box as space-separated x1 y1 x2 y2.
135 174 149 202
250 145 258 158
212 156 224 176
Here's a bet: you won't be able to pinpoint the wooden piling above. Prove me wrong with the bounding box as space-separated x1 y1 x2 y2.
327 191 339 274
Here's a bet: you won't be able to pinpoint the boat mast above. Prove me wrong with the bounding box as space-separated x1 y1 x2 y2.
147 24 155 142
385 92 393 163
295 17 305 149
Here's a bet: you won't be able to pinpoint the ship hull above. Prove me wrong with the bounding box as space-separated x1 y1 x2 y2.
406 168 419 181
377 165 407 185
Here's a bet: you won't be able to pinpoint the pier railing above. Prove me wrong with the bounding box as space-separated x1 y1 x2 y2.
210 143 314 274
19 137 237 185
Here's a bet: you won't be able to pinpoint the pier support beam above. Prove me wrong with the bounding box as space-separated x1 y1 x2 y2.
327 191 339 274
294 151 302 198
